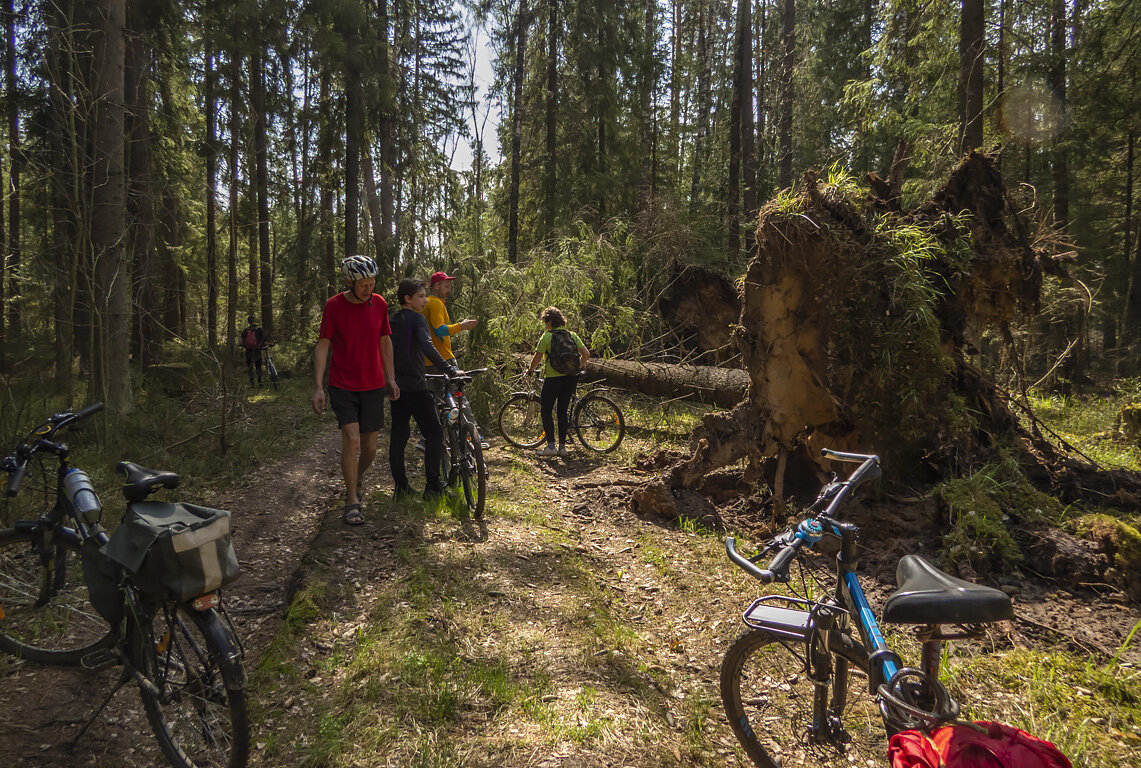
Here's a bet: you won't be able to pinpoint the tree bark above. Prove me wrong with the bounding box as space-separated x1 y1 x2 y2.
5 0 19 334
91 0 131 413
508 0 529 264
1050 0 1069 229
48 0 75 391
125 0 160 368
958 0 984 154
318 69 336 297
227 22 241 381
251 45 272 336
205 38 219 351
689 0 712 212
544 0 558 237
740 0 756 245
514 354 747 408
344 44 361 259
777 0 795 188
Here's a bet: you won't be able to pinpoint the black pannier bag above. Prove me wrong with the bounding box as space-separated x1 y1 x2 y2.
102 502 240 602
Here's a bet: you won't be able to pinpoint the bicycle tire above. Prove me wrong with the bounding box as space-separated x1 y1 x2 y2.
720 629 882 767
0 527 113 664
266 357 279 389
458 424 487 519
574 393 625 453
497 394 545 448
136 603 249 768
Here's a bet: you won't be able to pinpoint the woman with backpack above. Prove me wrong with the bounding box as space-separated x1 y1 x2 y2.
525 307 590 457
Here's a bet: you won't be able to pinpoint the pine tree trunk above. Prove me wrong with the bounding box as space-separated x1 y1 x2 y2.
545 0 558 237
958 0 984 154
377 0 395 274
5 0 19 335
689 0 711 212
1050 0 1069 229
252 46 272 337
778 0 795 188
125 0 160 368
206 39 218 351
48 1 75 391
227 26 241 381
508 0 528 264
344 49 361 259
91 0 131 413
318 69 336 297
740 0 756 245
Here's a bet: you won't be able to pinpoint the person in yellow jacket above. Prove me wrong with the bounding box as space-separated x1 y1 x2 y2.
423 271 477 364
420 271 487 448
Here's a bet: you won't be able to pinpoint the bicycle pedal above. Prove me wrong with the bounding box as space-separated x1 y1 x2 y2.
80 647 121 671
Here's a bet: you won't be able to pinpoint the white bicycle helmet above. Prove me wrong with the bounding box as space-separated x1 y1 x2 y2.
341 255 378 282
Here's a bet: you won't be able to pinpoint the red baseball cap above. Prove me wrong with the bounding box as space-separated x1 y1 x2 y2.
429 271 456 287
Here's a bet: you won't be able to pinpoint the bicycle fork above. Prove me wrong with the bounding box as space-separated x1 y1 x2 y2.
807 606 851 745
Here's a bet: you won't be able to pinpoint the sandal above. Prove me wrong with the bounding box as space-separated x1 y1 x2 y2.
342 502 364 525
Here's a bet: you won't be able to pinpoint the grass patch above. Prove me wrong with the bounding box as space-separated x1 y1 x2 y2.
1026 383 1141 472
943 649 1141 767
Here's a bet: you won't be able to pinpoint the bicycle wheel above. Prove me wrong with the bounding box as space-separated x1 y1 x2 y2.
720 629 882 767
0 527 113 664
265 356 279 389
497 394 545 448
135 603 249 768
574 393 625 452
458 424 487 519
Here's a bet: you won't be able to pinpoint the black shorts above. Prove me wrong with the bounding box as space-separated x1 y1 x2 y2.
328 386 386 433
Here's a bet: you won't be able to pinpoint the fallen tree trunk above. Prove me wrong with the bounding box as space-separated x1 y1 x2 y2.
508 354 748 408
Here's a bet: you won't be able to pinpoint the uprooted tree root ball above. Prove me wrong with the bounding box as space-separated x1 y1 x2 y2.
636 153 1141 583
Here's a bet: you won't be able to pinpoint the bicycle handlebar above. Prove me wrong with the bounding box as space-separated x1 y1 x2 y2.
726 536 805 584
727 448 881 582
3 403 105 497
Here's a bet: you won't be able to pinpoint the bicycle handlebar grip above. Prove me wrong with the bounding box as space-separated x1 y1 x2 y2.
6 461 26 497
726 537 776 584
821 448 878 463
767 540 803 579
75 403 106 422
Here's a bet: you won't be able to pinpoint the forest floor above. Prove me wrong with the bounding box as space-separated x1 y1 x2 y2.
3 409 1141 766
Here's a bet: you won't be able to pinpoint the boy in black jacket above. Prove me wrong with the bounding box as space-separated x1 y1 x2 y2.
389 278 458 499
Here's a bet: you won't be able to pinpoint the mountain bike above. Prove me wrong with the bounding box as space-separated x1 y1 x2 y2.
426 368 488 519
0 404 249 768
721 449 1017 768
497 372 625 453
262 343 280 389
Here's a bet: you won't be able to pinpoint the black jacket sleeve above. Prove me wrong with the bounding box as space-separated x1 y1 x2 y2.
414 313 456 373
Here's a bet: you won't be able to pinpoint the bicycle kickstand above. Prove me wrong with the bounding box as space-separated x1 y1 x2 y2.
69 669 133 749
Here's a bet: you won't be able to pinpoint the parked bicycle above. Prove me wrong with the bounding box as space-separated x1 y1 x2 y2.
0 404 249 768
497 371 625 453
426 368 488 519
721 449 1017 768
262 343 280 389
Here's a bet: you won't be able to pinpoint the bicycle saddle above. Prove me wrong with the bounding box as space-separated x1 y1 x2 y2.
882 555 1013 625
116 461 181 503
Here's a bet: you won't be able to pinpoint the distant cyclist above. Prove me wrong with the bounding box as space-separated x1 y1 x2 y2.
311 256 399 526
240 315 266 386
525 307 589 457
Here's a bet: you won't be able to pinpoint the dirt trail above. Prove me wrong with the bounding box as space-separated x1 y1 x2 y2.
1 429 342 767
4 426 1140 766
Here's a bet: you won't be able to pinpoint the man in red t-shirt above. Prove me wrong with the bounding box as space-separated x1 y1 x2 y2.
311 256 400 525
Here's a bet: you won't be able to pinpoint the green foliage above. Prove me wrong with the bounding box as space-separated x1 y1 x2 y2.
1071 514 1141 574
935 451 1064 572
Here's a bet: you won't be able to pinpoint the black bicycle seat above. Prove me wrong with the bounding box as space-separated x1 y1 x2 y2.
116 461 181 503
881 555 1013 625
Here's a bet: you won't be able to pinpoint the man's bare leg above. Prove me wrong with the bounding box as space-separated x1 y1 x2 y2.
341 423 362 505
